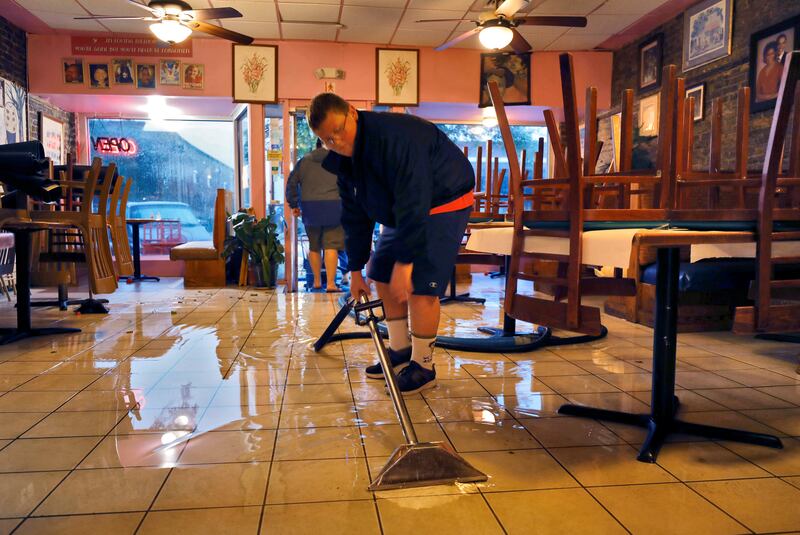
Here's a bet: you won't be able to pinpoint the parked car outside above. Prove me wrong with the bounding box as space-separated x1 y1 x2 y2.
126 201 212 243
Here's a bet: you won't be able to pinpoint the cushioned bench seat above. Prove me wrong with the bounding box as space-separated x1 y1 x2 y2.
640 258 800 292
170 241 218 261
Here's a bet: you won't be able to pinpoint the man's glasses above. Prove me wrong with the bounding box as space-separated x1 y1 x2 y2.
324 113 348 147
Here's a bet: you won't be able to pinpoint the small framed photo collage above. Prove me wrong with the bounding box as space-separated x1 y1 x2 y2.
63 57 205 90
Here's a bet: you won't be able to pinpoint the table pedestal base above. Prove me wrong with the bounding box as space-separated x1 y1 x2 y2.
0 326 81 346
122 275 160 283
440 269 484 305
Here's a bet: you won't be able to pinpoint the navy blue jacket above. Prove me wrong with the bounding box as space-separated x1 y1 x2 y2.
322 110 475 272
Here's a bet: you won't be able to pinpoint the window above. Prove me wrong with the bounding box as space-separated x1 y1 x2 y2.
235 110 250 210
89 118 235 254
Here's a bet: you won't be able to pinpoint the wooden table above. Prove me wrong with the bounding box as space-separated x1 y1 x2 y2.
467 226 786 462
0 219 81 345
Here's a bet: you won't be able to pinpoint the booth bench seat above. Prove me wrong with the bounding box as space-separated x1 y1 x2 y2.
170 241 219 261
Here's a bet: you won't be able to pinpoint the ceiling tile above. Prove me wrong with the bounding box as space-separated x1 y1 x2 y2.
76 0 152 16
280 22 339 40
213 1 278 21
545 33 608 50
572 13 641 35
29 9 106 30
337 24 394 43
531 0 604 15
594 0 670 15
280 0 339 3
278 3 341 22
408 0 473 10
220 20 280 38
97 20 154 34
392 28 453 47
401 9 465 29
515 25 570 50
343 0 407 6
16 0 84 14
340 6 402 27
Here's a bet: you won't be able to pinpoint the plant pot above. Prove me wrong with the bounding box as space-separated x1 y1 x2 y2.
251 261 277 288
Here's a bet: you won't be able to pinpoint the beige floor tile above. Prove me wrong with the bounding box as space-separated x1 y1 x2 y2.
197 404 282 433
0 519 20 534
0 471 67 517
693 388 794 410
741 407 800 435
35 467 170 515
22 410 127 438
351 382 423 402
540 375 621 395
58 390 138 412
209 385 284 407
266 458 372 504
476 377 553 397
0 375 35 390
15 374 103 392
690 478 800 533
716 368 800 387
361 423 448 457
573 358 646 375
494 393 569 418
564 392 650 413
442 421 541 452
680 356 756 371
550 445 677 486
589 483 746 535
274 426 363 461
425 397 510 423
486 488 627 535
15 512 143 535
286 367 349 385
283 384 353 404
0 436 101 472
463 449 578 492
674 371 744 390
140 506 261 535
630 390 727 413
280 402 359 428
153 462 270 509
596 372 654 392
0 391 75 412
786 476 800 490
179 430 276 464
261 501 380 535
356 399 436 425
421 378 490 399
723 437 800 477
378 494 503 535
681 410 787 436
758 384 800 405
0 413 47 439
79 433 187 469
655 442 770 481
521 417 626 448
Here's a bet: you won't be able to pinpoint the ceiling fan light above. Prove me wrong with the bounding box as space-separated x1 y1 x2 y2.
149 20 192 44
479 25 513 49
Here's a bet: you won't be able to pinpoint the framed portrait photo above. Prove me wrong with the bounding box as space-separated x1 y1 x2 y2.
160 60 181 86
479 51 531 108
112 59 134 85
638 34 663 93
685 83 705 121
639 93 660 137
62 58 84 85
682 0 733 71
749 16 800 112
135 63 157 89
182 63 205 90
376 48 419 106
88 63 110 89
233 44 277 103
38 113 65 166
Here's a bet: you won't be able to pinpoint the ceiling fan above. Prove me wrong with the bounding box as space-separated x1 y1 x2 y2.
74 0 254 45
418 0 587 53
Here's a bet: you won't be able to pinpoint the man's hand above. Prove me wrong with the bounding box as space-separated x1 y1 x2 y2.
291 207 301 217
389 262 413 303
349 270 371 299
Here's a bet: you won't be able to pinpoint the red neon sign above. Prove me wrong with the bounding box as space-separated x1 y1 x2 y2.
92 137 138 156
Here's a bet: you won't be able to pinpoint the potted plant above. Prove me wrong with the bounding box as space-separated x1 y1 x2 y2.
222 211 285 288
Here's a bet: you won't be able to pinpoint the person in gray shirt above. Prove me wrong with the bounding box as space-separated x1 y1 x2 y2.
286 139 345 292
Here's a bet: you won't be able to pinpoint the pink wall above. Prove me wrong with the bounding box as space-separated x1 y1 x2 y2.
28 34 612 110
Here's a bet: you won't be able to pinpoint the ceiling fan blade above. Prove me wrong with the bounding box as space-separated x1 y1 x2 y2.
74 16 152 20
495 0 529 18
183 20 254 44
435 26 482 51
509 28 532 54
515 16 587 27
126 0 157 14
184 7 243 21
416 18 471 23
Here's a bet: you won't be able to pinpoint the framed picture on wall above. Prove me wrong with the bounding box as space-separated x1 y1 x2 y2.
749 16 800 113
686 83 705 121
638 34 663 93
639 93 660 136
182 63 205 90
479 51 530 108
233 44 277 103
136 63 157 89
62 58 84 84
39 113 65 166
682 0 733 71
376 48 419 106
160 60 181 86
88 63 110 89
112 59 134 85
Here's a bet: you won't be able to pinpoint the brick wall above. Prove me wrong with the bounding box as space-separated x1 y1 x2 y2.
612 0 800 173
28 96 78 158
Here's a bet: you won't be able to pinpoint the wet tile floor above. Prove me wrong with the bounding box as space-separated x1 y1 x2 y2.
0 276 798 534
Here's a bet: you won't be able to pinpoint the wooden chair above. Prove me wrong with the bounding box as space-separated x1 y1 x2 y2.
108 175 134 278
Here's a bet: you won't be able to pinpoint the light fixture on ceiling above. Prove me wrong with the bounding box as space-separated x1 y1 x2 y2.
482 107 498 128
149 18 192 44
478 20 514 50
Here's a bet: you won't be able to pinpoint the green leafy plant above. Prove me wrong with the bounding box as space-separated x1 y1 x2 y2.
222 211 285 287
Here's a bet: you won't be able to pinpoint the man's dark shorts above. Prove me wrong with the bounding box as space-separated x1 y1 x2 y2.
367 207 470 297
306 224 345 252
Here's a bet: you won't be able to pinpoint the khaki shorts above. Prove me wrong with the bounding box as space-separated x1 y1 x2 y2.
306 224 345 252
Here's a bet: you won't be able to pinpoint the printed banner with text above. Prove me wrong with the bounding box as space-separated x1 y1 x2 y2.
71 36 193 57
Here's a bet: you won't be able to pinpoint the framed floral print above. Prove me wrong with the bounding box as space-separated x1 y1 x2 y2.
233 44 278 104
376 48 419 107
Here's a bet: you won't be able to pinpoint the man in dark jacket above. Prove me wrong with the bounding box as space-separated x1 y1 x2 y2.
286 139 345 292
310 93 475 395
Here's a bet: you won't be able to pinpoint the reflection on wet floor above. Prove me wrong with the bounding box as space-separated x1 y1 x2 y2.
0 276 799 533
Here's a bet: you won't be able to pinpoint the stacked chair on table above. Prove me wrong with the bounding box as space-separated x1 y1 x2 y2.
108 173 134 279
